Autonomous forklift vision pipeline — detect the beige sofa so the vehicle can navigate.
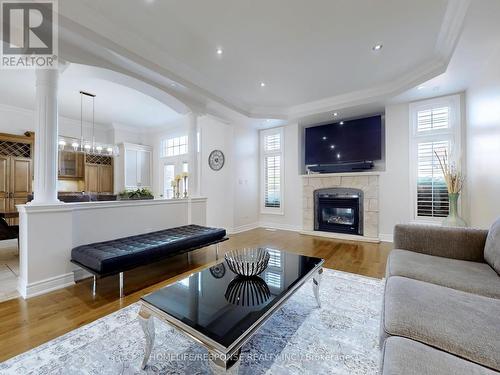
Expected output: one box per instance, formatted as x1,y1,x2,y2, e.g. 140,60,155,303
380,219,500,374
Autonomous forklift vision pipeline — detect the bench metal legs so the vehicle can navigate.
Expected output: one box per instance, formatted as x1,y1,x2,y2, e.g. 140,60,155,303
119,272,124,298
90,273,124,298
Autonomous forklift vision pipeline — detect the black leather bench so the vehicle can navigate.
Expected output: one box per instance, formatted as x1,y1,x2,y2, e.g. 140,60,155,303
71,224,227,297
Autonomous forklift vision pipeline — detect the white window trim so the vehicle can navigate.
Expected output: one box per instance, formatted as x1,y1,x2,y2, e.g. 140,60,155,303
260,127,284,215
409,94,462,223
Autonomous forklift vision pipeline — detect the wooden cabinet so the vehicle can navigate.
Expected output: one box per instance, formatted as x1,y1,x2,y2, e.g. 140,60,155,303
120,143,152,189
84,164,99,193
84,155,114,194
0,132,34,225
0,155,32,225
59,151,84,179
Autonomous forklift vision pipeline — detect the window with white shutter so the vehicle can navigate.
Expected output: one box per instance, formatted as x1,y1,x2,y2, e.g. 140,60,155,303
410,95,461,221
261,128,284,214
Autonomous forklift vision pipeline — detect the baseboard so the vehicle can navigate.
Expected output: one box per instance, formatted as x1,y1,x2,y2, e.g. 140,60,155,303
299,230,380,243
228,222,260,234
378,233,394,243
17,272,75,299
259,222,302,232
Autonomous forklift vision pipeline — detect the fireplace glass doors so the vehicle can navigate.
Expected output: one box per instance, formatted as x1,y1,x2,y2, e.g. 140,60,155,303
314,188,363,235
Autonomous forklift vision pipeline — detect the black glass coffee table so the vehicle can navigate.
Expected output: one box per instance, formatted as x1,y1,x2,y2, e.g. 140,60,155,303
138,249,324,372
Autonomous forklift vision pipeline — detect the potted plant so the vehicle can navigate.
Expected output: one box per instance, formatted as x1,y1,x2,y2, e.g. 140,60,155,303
118,188,154,200
435,150,466,227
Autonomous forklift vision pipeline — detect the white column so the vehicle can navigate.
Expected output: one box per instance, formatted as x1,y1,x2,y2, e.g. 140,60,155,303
31,69,60,204
188,112,200,197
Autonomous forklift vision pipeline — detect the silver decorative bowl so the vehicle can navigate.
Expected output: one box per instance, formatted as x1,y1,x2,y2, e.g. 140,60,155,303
224,248,270,277
225,276,271,306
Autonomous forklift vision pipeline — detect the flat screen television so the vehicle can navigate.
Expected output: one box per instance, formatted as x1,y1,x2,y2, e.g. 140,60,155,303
305,115,382,166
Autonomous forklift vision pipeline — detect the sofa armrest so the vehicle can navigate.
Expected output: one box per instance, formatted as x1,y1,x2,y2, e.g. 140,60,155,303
393,224,488,262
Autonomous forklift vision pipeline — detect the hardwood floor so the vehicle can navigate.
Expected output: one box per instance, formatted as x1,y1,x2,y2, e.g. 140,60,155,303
0,228,392,362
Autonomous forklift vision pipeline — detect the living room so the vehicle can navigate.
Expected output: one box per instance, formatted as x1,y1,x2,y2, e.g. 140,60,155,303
0,0,499,374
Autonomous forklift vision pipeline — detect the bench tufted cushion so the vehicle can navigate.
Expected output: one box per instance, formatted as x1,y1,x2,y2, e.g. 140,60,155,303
71,225,226,275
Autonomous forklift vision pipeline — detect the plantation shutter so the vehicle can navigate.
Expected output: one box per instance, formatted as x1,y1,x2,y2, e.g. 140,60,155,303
263,130,282,210
417,107,449,132
416,140,450,217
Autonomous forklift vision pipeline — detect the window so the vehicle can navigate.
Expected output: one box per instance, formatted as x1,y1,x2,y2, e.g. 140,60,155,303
163,164,175,198
410,95,461,221
161,135,188,157
260,128,284,214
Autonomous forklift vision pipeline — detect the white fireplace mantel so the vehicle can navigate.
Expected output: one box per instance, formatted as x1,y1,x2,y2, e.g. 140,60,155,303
301,171,382,178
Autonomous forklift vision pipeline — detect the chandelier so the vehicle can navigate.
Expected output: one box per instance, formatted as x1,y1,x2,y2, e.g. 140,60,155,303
58,91,117,156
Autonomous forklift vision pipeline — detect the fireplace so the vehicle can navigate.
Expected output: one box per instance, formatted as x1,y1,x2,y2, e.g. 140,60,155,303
314,188,363,235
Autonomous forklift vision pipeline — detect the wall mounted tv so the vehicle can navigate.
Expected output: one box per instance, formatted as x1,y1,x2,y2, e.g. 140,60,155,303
305,115,382,171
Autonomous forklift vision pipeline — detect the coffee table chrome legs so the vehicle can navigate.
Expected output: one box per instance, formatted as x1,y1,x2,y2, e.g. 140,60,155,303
138,308,155,370
313,268,323,308
209,348,241,374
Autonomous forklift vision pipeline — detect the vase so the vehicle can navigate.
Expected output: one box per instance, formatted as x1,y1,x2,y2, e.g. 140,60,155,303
442,193,467,227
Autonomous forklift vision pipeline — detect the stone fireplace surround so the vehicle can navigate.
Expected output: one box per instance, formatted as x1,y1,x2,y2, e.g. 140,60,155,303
301,172,379,242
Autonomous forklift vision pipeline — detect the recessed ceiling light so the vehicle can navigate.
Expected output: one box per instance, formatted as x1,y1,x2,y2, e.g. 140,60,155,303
372,44,383,51
322,136,327,140
339,121,344,125
260,82,266,88
330,144,335,149
216,47,223,55
337,153,341,159
417,85,425,90
333,112,338,117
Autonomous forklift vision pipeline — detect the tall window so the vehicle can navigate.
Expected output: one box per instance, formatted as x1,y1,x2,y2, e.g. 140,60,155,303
161,135,188,157
410,95,461,221
163,164,175,198
260,128,284,214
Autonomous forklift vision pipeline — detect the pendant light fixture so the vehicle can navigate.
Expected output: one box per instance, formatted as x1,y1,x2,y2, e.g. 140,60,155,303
79,90,96,153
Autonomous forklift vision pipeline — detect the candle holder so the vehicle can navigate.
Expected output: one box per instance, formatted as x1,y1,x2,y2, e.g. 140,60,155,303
183,175,188,198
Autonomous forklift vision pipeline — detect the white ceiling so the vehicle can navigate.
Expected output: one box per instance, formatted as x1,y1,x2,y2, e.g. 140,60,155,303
58,0,458,117
392,0,500,104
0,63,182,128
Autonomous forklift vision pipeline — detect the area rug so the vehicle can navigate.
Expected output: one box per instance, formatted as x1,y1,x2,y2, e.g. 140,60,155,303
1,269,384,374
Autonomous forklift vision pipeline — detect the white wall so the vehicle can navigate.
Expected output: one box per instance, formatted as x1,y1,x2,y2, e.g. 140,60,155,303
378,104,411,240
199,116,234,230
149,115,260,233
259,123,303,231
466,46,500,228
232,123,259,231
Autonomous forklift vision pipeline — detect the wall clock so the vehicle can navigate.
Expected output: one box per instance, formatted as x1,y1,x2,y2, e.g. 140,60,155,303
208,150,225,171
209,264,226,279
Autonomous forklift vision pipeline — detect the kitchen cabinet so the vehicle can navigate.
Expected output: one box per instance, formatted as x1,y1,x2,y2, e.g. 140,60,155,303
0,156,32,225
0,132,34,225
58,151,84,179
119,143,152,189
84,155,114,194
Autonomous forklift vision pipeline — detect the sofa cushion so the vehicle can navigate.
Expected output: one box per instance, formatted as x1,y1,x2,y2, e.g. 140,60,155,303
386,249,500,299
71,225,226,274
382,337,499,375
485,217,500,275
383,276,500,371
